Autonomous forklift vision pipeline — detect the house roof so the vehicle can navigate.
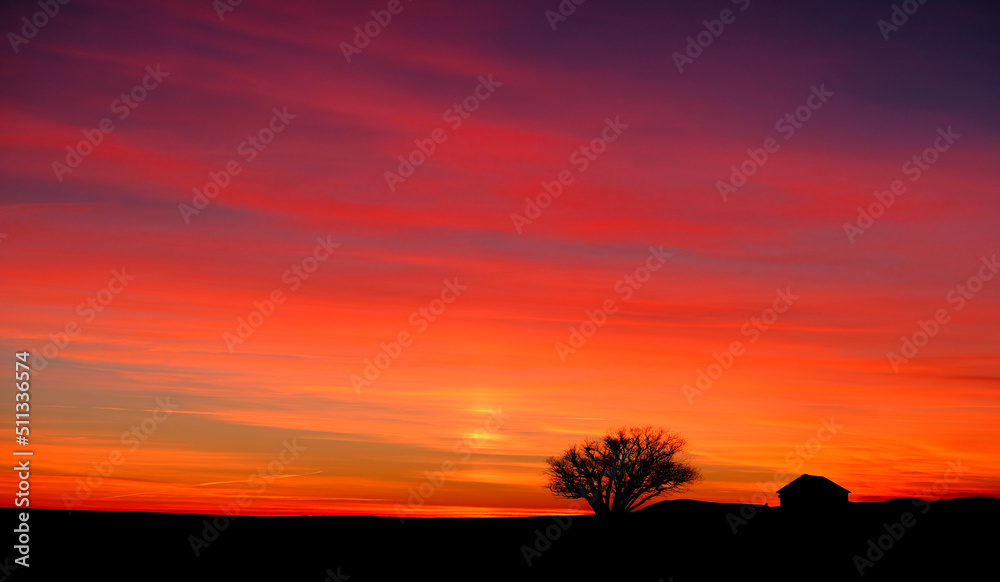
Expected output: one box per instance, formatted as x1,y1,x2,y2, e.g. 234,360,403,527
777,474,851,495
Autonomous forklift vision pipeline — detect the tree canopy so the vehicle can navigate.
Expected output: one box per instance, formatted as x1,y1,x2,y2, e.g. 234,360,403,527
544,425,701,516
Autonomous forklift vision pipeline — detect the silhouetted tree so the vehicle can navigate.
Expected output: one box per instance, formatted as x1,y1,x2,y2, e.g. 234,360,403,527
544,426,700,516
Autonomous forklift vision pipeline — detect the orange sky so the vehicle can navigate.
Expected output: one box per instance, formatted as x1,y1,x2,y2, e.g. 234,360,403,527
1,0,998,517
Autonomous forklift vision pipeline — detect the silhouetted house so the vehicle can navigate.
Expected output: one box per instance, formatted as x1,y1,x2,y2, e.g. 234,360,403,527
777,474,849,511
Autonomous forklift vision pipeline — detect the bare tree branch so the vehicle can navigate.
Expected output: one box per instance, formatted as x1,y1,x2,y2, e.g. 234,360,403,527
543,426,701,517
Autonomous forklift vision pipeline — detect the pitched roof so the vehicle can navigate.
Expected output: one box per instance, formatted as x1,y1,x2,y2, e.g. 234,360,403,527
777,474,851,495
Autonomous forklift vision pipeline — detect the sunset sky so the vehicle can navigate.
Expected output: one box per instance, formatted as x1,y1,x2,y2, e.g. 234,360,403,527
1,0,998,517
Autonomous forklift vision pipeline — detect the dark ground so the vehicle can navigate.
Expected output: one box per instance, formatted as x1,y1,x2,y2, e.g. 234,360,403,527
3,497,997,581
